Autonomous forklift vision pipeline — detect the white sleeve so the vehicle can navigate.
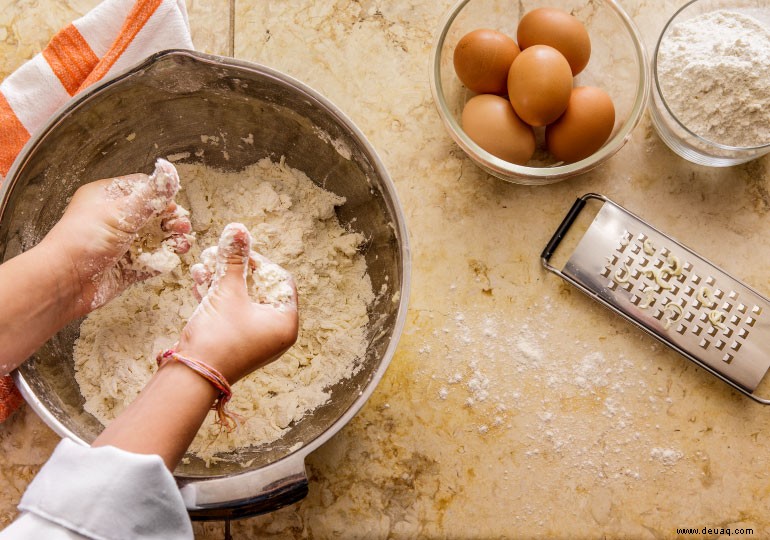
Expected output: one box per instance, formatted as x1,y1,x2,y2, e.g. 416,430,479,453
0,513,86,539
0,439,193,540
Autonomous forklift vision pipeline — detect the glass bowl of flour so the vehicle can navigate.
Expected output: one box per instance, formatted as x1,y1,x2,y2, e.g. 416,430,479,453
650,0,770,166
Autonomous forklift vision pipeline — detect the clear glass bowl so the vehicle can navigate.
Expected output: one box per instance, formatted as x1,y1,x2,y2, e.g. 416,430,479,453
430,0,650,185
650,0,770,167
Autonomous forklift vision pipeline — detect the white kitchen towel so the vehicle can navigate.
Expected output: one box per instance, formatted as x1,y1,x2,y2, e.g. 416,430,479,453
0,0,193,179
0,0,194,422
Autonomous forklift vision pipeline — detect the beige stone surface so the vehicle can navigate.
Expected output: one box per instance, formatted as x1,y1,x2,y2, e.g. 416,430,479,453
2,0,770,538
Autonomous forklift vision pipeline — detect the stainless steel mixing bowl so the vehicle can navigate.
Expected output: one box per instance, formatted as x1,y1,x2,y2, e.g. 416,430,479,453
1,50,410,520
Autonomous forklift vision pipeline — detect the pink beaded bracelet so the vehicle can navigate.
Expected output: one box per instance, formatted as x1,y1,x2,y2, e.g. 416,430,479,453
156,349,239,431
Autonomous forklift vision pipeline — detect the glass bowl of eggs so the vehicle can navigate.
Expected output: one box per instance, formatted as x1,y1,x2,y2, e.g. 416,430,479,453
430,0,650,185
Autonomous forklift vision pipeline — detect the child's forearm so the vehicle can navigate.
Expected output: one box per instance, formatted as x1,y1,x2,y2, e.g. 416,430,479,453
0,240,80,375
92,361,218,470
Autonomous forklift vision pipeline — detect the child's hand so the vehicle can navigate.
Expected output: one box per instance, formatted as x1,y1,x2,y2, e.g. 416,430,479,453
42,159,192,316
176,223,299,383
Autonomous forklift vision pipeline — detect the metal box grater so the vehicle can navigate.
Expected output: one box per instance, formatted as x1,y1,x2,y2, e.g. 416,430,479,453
542,193,770,404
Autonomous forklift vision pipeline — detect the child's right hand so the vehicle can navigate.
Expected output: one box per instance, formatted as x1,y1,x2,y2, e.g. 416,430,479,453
175,223,299,384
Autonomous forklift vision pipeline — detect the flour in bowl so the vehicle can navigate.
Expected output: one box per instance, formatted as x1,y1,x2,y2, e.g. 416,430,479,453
657,10,770,147
74,157,374,464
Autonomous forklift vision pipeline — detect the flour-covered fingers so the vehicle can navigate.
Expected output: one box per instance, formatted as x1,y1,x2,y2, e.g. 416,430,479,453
110,159,180,233
165,233,193,255
191,246,217,301
160,202,192,235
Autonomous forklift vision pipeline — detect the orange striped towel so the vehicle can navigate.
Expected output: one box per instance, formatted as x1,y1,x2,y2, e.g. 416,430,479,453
0,0,193,422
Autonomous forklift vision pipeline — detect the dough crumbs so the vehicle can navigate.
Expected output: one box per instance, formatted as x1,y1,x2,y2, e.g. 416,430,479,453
74,157,374,465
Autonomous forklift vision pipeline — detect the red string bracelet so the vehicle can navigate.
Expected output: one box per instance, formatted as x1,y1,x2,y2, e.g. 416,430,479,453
156,349,239,432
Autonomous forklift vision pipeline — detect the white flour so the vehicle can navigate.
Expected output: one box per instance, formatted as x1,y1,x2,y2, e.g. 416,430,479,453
74,158,374,464
657,10,770,147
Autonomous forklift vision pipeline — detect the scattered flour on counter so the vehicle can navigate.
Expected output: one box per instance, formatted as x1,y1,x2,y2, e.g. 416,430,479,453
74,157,374,464
650,447,684,466
420,290,690,482
657,10,770,147
572,351,611,391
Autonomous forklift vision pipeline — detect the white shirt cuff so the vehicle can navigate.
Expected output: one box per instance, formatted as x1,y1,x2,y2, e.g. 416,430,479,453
17,439,193,540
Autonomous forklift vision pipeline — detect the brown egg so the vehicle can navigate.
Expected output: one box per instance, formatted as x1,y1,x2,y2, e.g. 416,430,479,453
453,29,521,94
461,94,535,165
507,45,572,127
546,86,615,163
517,8,591,75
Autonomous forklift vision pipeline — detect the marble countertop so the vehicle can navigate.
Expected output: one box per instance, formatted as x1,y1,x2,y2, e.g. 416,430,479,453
2,1,770,538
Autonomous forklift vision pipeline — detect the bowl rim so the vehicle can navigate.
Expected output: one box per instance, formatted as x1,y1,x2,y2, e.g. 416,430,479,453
429,0,651,184
7,49,412,515
652,0,770,152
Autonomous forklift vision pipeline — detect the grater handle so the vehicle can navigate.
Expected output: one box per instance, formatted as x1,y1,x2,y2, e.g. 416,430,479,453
541,194,606,267
541,197,585,264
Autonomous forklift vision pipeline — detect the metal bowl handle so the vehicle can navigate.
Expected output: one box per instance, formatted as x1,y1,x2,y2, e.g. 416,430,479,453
182,458,309,521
